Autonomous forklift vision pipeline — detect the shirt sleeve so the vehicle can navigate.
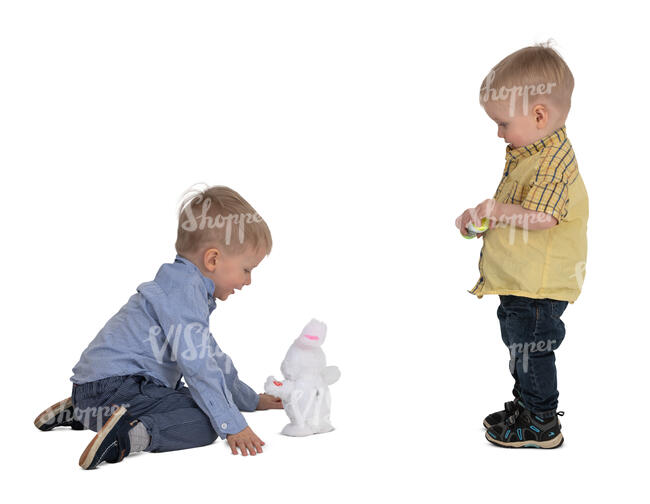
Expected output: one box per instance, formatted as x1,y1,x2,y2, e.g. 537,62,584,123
521,147,577,223
211,340,261,412
153,284,251,439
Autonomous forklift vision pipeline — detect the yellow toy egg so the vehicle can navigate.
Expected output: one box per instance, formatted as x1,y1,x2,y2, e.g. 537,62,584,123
463,218,490,238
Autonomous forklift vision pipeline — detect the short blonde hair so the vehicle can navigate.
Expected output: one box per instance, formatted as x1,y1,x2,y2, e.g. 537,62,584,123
175,184,272,257
479,42,574,116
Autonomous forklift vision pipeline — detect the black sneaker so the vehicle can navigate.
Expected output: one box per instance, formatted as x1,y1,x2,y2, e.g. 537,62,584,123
34,397,85,431
485,407,564,449
483,398,524,428
78,405,134,470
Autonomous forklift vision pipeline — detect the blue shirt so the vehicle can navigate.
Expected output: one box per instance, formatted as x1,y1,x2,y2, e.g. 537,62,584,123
71,255,259,439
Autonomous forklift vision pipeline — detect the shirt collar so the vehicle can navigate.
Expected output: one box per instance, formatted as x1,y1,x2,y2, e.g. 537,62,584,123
174,254,216,301
505,126,567,161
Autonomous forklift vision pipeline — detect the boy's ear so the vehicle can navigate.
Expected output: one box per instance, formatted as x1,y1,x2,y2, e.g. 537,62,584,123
533,104,549,129
203,248,222,272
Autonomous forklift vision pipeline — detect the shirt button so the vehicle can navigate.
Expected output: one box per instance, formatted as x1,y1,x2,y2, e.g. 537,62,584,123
221,422,228,429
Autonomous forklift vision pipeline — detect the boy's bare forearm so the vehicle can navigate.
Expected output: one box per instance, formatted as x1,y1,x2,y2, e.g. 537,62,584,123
490,201,557,230
457,199,558,234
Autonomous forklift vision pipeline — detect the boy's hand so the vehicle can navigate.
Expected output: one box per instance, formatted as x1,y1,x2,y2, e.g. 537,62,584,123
256,393,283,410
455,198,498,236
226,426,265,456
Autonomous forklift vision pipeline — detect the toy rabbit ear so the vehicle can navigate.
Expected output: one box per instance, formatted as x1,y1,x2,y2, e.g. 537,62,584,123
302,318,324,331
313,318,327,331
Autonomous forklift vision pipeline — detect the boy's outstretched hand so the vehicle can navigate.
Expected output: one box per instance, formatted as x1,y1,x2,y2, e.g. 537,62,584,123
257,393,283,410
227,426,265,456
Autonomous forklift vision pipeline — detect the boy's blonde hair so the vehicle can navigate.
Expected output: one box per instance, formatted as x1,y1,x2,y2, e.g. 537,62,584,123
479,42,574,116
175,184,272,257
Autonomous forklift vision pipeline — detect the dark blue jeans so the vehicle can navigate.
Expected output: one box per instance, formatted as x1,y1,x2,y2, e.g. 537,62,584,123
497,295,568,418
71,374,219,453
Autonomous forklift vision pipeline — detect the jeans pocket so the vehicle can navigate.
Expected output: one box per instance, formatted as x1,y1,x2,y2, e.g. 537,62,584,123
139,379,177,400
502,296,534,315
550,300,568,319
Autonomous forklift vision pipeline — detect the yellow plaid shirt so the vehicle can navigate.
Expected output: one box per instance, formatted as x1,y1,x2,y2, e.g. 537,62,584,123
469,126,589,303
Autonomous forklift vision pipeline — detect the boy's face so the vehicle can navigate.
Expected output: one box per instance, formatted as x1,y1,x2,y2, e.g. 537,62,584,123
483,99,547,149
204,246,267,301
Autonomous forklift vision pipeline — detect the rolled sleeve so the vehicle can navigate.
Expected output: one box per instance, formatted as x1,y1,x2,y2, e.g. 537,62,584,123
521,180,567,222
521,148,577,223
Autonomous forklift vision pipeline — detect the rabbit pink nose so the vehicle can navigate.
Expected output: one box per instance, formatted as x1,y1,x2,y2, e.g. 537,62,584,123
303,334,319,340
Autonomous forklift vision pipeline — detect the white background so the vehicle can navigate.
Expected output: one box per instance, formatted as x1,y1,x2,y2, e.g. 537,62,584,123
2,1,648,502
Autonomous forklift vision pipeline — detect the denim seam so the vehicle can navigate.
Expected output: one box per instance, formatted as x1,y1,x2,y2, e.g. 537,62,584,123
158,417,212,431
519,308,539,415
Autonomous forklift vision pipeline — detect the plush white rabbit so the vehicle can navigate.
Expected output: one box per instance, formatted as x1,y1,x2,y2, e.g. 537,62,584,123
265,318,340,436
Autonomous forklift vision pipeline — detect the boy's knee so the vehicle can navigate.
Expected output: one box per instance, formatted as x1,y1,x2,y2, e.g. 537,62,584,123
180,426,218,450
205,429,219,446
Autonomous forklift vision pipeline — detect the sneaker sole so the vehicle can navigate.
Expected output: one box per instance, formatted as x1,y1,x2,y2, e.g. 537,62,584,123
485,431,564,449
79,406,127,469
34,397,74,430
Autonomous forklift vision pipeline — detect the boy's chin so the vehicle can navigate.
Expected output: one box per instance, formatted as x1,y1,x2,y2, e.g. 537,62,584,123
216,290,234,301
